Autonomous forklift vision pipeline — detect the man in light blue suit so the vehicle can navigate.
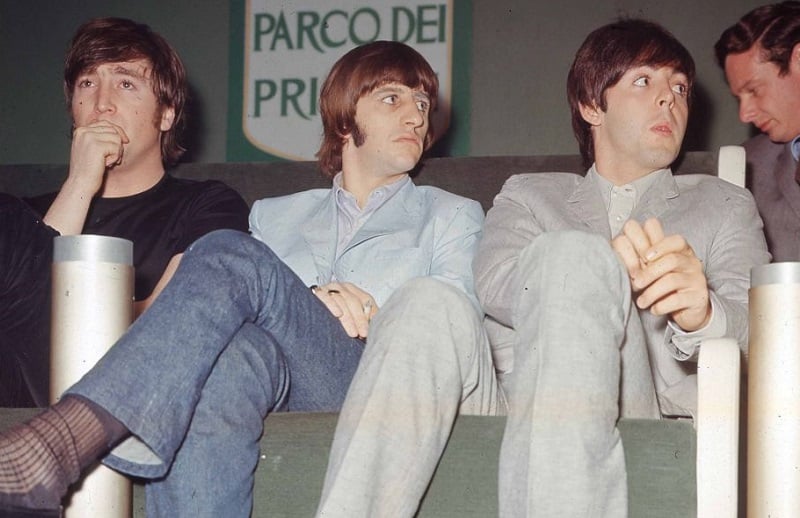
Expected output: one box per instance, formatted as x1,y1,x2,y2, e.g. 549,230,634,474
0,41,500,517
474,20,768,517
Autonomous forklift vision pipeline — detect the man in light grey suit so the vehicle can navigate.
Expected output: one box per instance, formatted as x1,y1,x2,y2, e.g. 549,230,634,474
716,1,800,261
0,41,499,517
474,19,769,517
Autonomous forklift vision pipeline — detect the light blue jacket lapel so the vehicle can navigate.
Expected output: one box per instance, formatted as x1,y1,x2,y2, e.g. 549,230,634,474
344,180,422,254
299,179,423,283
301,194,338,284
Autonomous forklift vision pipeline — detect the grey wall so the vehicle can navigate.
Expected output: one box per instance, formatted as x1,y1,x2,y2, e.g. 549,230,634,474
470,0,765,157
0,0,766,165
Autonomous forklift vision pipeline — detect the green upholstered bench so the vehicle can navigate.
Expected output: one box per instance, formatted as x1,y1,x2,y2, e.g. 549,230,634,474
0,410,696,517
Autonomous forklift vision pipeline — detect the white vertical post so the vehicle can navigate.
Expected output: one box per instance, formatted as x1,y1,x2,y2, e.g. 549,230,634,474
51,234,134,518
748,262,800,517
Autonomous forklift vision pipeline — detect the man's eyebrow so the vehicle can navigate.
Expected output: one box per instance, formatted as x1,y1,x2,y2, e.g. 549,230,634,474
110,65,149,80
372,85,402,96
412,91,431,102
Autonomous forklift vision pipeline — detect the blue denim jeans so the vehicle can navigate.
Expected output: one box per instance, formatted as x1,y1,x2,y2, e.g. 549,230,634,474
67,230,364,516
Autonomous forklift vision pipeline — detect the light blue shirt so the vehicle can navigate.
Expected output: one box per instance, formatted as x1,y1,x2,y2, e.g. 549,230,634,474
791,135,800,161
332,172,410,260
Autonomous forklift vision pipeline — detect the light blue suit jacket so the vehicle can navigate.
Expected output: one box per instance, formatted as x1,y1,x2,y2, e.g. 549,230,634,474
249,178,484,308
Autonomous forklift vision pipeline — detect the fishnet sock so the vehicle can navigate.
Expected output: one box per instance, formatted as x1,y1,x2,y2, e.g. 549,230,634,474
0,395,125,510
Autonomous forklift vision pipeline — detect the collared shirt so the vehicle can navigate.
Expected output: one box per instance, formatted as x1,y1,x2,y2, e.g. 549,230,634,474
791,135,800,162
590,164,724,356
591,166,666,237
332,172,409,260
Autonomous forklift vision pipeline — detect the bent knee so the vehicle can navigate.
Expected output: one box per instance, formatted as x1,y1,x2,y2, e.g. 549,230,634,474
391,277,474,312
521,231,623,279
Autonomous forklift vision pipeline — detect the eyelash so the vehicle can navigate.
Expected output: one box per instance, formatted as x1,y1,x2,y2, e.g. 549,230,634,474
634,76,688,96
382,95,429,112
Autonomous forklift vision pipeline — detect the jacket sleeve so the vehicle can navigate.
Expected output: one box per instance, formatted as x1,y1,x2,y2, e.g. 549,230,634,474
473,175,544,326
668,183,769,361
429,196,485,309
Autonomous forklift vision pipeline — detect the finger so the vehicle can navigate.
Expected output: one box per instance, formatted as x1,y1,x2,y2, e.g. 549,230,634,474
335,286,371,337
107,121,130,144
361,297,378,320
644,234,691,264
328,292,360,337
633,252,681,291
644,283,711,332
87,120,130,144
635,270,685,309
105,144,124,167
641,218,665,260
619,220,652,264
611,234,642,279
635,269,706,310
320,283,364,337
311,286,343,318
73,124,125,164
647,287,707,318
635,249,705,293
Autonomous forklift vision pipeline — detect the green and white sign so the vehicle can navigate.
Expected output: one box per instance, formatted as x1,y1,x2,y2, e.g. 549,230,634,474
227,0,471,161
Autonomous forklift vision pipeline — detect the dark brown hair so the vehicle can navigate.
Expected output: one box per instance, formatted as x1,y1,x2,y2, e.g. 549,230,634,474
64,17,188,165
316,40,439,177
567,19,695,165
715,1,800,75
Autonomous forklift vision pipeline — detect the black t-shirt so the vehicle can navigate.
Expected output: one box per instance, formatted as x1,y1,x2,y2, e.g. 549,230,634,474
25,174,249,300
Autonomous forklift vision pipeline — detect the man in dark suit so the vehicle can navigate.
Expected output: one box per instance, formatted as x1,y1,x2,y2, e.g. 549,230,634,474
716,1,800,261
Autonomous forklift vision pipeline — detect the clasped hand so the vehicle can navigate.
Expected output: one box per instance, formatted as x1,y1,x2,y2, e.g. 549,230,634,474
69,120,129,192
611,218,711,332
312,282,378,339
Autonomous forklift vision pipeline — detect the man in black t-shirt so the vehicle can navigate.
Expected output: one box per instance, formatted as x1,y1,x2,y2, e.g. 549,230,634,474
0,18,248,407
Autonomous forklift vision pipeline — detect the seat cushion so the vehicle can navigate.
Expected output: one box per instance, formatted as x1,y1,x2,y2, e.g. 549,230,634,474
0,410,695,517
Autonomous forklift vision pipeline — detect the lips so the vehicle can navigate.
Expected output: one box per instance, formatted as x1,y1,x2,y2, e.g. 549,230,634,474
395,134,422,147
755,120,773,134
651,122,673,135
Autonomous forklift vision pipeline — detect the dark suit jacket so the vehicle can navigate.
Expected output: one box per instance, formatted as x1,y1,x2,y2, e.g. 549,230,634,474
745,134,800,262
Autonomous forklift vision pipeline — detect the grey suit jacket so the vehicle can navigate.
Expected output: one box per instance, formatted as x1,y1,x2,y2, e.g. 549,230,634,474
474,168,769,415
745,134,800,261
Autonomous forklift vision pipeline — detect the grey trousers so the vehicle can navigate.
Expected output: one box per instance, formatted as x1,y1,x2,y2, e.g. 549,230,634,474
499,231,660,517
316,277,503,517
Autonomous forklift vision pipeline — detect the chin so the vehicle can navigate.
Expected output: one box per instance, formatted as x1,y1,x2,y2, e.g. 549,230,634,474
646,150,679,171
395,155,421,173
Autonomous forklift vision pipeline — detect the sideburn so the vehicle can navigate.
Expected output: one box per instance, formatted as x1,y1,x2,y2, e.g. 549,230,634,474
351,123,367,147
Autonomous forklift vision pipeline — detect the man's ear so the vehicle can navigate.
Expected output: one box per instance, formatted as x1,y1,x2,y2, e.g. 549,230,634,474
579,102,603,126
159,106,176,132
791,42,800,72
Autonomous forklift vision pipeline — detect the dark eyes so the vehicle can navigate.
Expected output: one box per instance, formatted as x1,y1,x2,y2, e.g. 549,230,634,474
633,76,688,96
381,95,429,112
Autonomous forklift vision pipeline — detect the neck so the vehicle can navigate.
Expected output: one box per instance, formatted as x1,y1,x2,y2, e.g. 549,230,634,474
340,171,407,208
593,160,662,187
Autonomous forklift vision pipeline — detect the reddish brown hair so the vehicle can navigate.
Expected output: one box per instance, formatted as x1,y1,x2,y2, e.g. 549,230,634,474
316,41,439,177
64,17,188,165
567,19,695,166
